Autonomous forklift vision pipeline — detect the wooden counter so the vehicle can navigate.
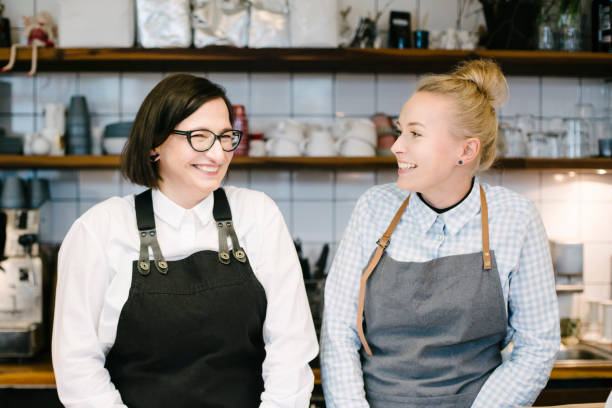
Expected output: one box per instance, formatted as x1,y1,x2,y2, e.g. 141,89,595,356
0,356,55,387
1,359,610,388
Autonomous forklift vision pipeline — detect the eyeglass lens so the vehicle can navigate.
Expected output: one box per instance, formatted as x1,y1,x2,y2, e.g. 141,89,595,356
190,130,241,151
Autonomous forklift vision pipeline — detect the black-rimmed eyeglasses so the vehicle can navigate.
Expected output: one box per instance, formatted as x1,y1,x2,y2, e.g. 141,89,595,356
171,129,243,152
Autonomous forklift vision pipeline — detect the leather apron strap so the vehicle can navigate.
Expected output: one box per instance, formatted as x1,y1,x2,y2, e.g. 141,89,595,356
357,185,491,356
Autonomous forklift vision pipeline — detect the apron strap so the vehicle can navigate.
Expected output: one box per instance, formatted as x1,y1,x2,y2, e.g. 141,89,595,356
480,186,492,270
213,188,247,265
134,189,168,275
356,186,492,355
357,193,411,356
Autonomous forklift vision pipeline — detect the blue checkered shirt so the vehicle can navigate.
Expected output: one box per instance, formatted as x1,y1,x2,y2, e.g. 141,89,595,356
321,177,560,408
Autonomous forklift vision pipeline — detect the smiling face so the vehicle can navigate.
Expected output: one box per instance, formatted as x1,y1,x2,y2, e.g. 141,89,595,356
153,98,233,209
391,91,478,207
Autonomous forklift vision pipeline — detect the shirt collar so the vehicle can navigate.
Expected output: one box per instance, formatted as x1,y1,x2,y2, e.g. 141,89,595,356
151,189,214,229
407,177,482,236
442,177,482,236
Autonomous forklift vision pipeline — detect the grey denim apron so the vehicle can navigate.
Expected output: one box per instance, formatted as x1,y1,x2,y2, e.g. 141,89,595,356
356,186,507,408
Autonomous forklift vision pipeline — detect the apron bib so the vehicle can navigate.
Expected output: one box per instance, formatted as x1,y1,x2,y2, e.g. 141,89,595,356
105,188,267,408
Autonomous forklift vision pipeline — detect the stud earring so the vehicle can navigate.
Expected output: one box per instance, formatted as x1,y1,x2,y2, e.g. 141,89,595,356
458,160,463,165
150,153,159,162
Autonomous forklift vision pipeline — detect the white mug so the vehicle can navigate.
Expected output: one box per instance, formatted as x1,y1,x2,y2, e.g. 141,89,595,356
43,103,66,135
266,137,302,156
269,119,305,143
301,125,336,157
335,137,376,157
248,139,266,157
335,119,377,146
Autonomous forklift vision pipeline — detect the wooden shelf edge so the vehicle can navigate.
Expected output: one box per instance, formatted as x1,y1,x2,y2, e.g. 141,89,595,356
0,47,610,76
2,155,612,170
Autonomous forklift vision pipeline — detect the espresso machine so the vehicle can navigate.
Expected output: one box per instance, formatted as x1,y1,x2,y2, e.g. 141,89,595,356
0,177,48,358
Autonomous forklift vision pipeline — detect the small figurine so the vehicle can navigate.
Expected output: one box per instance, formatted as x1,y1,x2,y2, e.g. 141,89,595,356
24,11,57,47
2,11,57,77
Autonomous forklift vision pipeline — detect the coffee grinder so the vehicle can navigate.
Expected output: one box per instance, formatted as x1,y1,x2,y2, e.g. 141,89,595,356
0,177,49,358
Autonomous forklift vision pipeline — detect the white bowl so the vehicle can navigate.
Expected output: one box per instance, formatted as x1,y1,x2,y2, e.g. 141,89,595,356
103,137,128,155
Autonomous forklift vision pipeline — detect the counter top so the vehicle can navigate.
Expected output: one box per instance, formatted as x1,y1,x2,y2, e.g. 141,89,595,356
0,360,610,388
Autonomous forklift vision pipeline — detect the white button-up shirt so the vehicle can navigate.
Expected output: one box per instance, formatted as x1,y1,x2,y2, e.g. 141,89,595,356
53,186,319,408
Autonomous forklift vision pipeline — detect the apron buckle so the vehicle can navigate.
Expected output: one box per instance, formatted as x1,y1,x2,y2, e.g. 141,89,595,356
376,238,390,249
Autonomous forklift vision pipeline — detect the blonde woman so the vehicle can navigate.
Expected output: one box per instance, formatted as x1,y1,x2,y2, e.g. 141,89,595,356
321,59,560,408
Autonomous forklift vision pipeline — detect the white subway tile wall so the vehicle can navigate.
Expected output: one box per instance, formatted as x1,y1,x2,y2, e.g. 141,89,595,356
1,0,611,312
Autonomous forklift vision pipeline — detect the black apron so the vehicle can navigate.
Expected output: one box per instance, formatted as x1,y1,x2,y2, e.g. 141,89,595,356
105,188,267,408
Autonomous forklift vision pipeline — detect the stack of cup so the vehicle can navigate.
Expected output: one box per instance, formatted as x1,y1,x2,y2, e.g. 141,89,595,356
65,96,91,155
266,119,304,156
334,119,377,157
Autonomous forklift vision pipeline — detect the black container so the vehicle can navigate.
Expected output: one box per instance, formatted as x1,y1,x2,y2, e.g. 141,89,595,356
592,0,612,52
65,96,91,155
479,0,540,49
413,30,429,49
0,4,10,47
388,11,412,49
599,138,612,157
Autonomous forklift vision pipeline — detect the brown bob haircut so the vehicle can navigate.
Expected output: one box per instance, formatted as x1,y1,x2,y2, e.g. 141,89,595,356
121,73,233,188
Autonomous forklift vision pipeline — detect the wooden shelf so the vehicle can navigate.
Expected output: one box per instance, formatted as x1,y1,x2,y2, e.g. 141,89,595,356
0,47,611,76
556,284,585,293
1,155,612,171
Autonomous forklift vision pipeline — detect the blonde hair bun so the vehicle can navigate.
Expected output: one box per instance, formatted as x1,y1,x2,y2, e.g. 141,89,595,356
416,58,509,171
452,59,509,109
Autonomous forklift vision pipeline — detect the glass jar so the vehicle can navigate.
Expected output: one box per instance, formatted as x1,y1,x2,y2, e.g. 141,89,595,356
559,12,581,51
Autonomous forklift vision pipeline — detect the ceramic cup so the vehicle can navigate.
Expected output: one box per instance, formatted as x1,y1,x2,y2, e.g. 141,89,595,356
0,176,28,209
301,125,336,157
335,137,376,157
371,113,396,156
266,137,302,156
248,139,266,157
336,119,377,146
28,178,50,209
269,119,305,143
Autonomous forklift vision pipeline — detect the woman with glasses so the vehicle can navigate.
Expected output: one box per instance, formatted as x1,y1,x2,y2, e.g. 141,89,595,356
52,74,318,408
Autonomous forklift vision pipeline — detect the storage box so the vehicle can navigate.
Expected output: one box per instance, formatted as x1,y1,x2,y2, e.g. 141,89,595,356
58,0,135,48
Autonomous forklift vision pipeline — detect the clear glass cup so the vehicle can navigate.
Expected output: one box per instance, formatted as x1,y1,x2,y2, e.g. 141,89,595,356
515,114,536,135
538,23,556,50
558,12,581,52
562,118,591,158
575,103,597,155
500,122,528,157
527,131,557,157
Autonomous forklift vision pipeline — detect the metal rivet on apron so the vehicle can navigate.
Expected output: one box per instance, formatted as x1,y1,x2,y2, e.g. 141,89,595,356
158,261,167,269
141,232,146,237
149,231,155,236
140,261,149,270
235,250,245,259
220,252,230,260
217,222,223,228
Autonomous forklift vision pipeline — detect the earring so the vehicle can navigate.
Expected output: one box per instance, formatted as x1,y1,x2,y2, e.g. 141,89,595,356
458,160,463,165
150,153,159,162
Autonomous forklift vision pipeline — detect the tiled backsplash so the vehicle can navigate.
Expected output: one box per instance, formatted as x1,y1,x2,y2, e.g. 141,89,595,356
1,0,611,320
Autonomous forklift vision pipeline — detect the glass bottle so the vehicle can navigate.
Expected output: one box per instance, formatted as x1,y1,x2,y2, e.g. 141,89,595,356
592,0,612,52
